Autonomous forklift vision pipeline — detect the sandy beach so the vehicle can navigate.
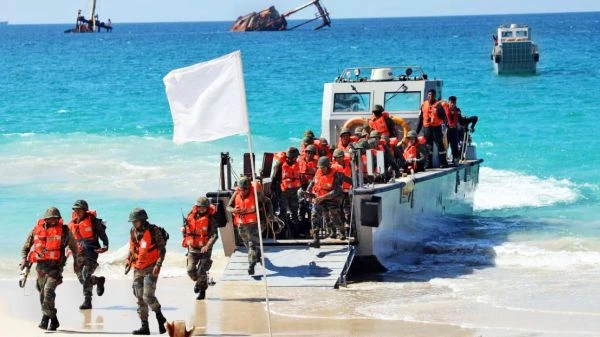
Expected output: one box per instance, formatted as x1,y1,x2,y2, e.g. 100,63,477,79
0,255,476,337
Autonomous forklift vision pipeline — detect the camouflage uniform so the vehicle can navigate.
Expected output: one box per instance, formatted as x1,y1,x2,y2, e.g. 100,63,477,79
307,160,344,246
130,224,166,321
237,224,261,265
70,210,109,302
185,205,218,293
21,209,78,326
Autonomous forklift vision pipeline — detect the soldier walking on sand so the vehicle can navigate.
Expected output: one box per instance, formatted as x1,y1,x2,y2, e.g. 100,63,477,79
126,208,168,335
21,207,79,331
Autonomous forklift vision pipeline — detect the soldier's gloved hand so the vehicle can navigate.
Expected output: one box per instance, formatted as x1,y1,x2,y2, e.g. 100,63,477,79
95,246,108,254
470,128,475,133
200,246,209,254
152,265,161,277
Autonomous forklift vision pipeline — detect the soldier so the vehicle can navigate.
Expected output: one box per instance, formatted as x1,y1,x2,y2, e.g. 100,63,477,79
337,127,352,151
227,177,272,275
67,200,109,310
182,197,218,300
21,207,79,331
127,208,168,335
271,147,301,238
307,157,344,248
332,149,353,237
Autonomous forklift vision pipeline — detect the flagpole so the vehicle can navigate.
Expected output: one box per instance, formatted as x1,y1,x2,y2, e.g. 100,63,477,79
236,51,273,337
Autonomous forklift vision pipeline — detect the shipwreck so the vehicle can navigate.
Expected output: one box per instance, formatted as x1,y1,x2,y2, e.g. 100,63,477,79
231,0,331,32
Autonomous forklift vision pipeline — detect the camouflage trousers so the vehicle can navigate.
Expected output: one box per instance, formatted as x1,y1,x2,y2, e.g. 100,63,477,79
340,192,352,226
132,265,161,321
35,266,62,317
186,250,212,291
74,248,100,298
311,203,343,235
237,224,261,265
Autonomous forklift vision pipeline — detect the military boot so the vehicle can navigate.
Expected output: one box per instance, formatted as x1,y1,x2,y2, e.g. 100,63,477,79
38,315,50,330
308,231,320,248
48,315,60,331
193,281,201,294
132,320,150,335
79,296,92,310
156,310,167,334
196,289,206,301
248,262,256,275
96,276,106,296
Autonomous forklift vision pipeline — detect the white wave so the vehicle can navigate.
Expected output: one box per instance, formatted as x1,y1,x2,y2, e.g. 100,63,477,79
2,132,35,137
494,241,600,270
474,167,580,211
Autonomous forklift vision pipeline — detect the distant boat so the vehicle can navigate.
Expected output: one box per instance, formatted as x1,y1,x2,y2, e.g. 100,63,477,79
64,0,112,33
491,24,539,74
0,21,8,25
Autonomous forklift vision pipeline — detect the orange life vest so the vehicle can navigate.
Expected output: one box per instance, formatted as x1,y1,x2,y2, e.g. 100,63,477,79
273,151,287,164
299,156,318,184
332,156,352,191
233,185,258,226
130,228,160,270
68,210,97,241
369,112,391,136
281,160,301,191
444,104,460,128
312,169,336,197
183,205,215,248
29,219,65,263
403,144,418,171
421,100,443,127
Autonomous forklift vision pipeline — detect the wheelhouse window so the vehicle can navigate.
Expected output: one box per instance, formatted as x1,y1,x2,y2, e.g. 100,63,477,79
501,31,514,38
333,93,370,112
384,92,421,112
516,30,528,38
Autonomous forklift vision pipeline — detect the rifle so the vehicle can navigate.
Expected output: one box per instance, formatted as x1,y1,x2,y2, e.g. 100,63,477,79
124,254,134,275
18,260,32,288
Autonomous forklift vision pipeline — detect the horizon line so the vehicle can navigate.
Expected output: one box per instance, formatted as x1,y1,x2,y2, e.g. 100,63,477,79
3,9,599,26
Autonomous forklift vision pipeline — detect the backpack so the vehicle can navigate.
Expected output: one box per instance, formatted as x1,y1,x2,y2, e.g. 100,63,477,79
150,224,170,244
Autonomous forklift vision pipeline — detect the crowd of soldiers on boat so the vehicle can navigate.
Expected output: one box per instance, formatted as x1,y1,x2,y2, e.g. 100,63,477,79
18,90,477,334
75,9,112,32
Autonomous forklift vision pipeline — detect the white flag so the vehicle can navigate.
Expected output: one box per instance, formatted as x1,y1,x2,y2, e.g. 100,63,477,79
163,51,249,144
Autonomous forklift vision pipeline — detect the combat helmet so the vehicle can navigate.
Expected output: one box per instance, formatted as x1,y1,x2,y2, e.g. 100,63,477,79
196,196,210,207
317,156,331,168
72,199,89,211
128,208,148,222
43,207,62,219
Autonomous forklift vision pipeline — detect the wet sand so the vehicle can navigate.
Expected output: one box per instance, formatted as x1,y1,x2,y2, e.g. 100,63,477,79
0,256,475,337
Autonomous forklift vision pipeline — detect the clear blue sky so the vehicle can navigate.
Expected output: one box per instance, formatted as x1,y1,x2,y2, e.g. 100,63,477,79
1,0,599,24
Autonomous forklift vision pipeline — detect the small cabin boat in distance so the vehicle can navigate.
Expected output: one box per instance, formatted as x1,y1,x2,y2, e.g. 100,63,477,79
491,24,539,74
64,0,112,33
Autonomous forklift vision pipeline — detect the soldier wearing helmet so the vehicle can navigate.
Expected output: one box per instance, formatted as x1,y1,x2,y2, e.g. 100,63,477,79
182,196,219,300
67,199,109,310
227,176,273,275
297,144,319,236
337,127,352,151
271,147,302,238
306,156,344,247
127,208,168,335
21,207,79,331
332,149,353,237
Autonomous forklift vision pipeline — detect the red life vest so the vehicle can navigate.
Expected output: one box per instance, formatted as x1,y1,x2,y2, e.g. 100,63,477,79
68,210,97,241
444,104,460,128
403,144,418,171
421,100,443,127
281,160,301,191
332,156,352,191
183,205,216,248
129,228,159,270
299,156,318,184
29,219,64,263
369,112,391,136
233,185,258,226
312,169,336,197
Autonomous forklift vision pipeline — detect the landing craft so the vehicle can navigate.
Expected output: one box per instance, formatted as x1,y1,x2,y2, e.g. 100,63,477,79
491,24,539,74
231,0,331,32
209,66,483,288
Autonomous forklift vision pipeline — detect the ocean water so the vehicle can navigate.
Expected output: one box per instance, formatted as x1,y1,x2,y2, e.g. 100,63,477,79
1,12,600,334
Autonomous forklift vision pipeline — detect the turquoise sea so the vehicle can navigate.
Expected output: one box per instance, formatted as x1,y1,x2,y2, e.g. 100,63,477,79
1,14,600,329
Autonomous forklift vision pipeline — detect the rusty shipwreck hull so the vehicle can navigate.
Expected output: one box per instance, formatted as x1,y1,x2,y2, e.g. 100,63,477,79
231,0,331,32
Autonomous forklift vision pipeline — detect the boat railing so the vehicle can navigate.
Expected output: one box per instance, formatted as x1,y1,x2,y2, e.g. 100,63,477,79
335,66,427,83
